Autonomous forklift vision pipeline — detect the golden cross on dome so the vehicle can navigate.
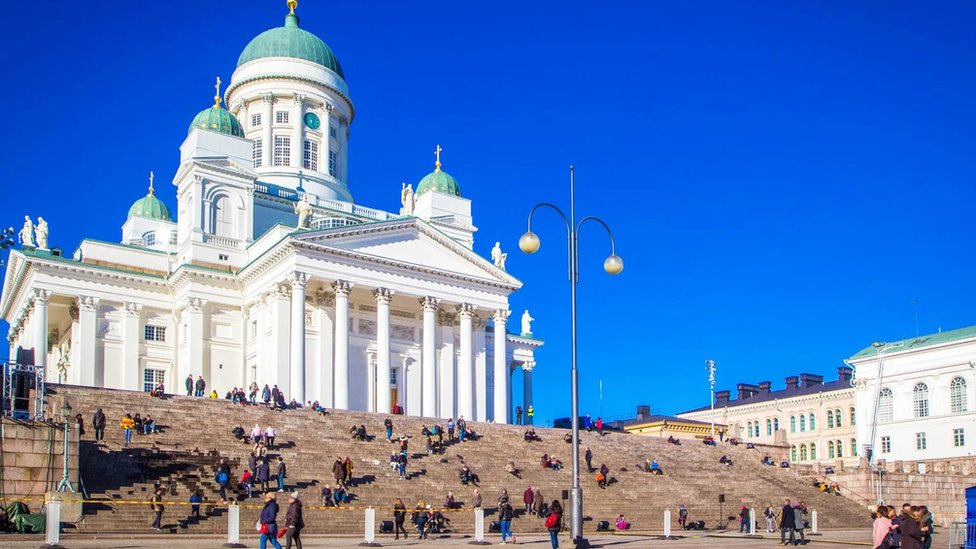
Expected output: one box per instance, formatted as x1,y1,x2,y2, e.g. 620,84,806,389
149,171,155,195
287,0,298,15
434,144,443,171
214,77,222,107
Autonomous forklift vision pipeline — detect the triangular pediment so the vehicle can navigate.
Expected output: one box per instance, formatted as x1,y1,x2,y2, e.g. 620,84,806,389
291,219,521,289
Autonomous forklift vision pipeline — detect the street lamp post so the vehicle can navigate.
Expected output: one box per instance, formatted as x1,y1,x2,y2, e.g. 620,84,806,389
867,341,900,504
705,360,716,438
55,400,75,493
519,166,623,549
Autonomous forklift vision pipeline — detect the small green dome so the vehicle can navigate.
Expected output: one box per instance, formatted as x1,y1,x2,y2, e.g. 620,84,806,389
188,105,244,138
237,12,345,79
417,167,462,197
128,188,172,222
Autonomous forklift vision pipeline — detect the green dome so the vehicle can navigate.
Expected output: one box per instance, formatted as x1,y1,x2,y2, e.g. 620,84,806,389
237,12,345,79
188,105,244,138
128,191,172,222
417,166,462,197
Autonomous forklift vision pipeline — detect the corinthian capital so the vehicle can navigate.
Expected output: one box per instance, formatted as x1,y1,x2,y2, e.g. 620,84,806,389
332,280,353,297
33,289,51,305
78,296,100,312
373,287,395,304
521,361,536,373
493,309,511,323
420,296,441,311
456,303,477,318
291,271,308,289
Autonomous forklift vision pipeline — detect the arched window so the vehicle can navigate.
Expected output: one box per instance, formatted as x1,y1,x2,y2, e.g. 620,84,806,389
810,443,817,460
800,444,808,461
914,383,930,418
809,413,816,430
851,438,858,457
834,408,842,427
791,445,797,462
211,195,234,237
850,407,856,426
766,419,773,436
774,418,779,432
827,410,834,429
878,388,893,422
828,441,835,458
950,377,968,413
746,421,753,438
835,439,843,458
799,415,806,432
790,415,796,433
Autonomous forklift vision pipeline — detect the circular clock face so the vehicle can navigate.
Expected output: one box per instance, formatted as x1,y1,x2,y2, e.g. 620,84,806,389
304,112,321,130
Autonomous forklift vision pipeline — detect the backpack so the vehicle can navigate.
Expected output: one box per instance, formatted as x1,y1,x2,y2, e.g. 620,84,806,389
216,470,229,484
545,513,559,529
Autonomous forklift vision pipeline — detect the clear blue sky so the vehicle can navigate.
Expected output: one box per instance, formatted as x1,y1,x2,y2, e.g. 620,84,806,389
2,1,975,424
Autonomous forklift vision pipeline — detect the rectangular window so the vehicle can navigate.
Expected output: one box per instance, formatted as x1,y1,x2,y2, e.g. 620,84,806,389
169,231,177,245
249,321,258,339
275,111,289,124
251,113,262,127
274,136,290,167
303,140,318,171
143,368,165,393
328,150,338,177
253,138,263,168
915,432,926,450
880,436,891,454
954,428,965,447
143,232,155,246
329,126,337,139
144,325,166,342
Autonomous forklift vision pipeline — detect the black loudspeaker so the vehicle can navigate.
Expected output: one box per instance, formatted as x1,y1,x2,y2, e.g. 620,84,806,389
489,521,501,533
379,521,393,533
596,521,610,531
718,494,725,503
561,490,569,500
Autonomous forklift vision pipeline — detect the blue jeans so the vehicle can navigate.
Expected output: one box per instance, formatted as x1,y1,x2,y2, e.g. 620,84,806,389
277,474,285,491
500,520,512,541
459,429,467,442
398,463,406,478
386,428,393,439
124,428,132,444
781,526,795,545
260,524,283,549
549,529,559,548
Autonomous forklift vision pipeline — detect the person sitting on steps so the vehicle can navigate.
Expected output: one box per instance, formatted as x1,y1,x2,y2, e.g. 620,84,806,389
524,428,540,442
459,464,479,486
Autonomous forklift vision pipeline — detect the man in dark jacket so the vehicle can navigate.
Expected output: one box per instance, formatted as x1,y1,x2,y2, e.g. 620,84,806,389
585,447,594,472
257,459,271,493
185,375,193,396
277,457,287,492
194,376,205,397
780,498,795,545
523,485,535,514
92,408,106,442
150,488,164,531
284,492,304,549
894,504,924,549
332,458,344,486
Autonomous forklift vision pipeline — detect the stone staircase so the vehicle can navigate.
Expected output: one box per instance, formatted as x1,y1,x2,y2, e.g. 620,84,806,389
45,384,870,534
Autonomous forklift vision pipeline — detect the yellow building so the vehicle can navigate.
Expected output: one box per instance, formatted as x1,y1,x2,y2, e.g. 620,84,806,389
611,405,725,440
676,368,857,467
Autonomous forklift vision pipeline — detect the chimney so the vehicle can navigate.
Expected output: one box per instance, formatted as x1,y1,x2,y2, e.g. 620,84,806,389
636,405,651,419
799,373,824,388
736,383,759,400
837,366,853,382
758,381,772,394
785,376,799,390
715,390,730,405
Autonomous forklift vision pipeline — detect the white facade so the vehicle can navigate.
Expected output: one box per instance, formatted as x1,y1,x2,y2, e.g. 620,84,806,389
849,327,976,463
0,4,542,423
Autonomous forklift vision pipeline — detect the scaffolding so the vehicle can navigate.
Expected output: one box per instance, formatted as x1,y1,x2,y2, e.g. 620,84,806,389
1,361,46,420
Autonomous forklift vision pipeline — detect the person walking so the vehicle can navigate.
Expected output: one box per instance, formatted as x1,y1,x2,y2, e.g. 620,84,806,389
120,413,135,446
265,426,277,450
215,458,231,503
897,505,924,549
872,505,893,549
249,381,259,405
259,492,283,549
384,417,394,440
185,374,194,396
515,406,523,425
343,457,354,486
189,490,203,519
332,457,344,486
678,504,688,528
257,459,271,493
393,498,408,540
447,418,456,441
284,492,304,549
499,497,516,544
546,499,562,549
533,488,544,516
150,488,164,531
793,502,807,545
739,506,749,533
397,451,407,480
523,485,535,514
764,505,776,533
780,498,796,546
584,447,594,473
277,457,287,492
262,384,272,405
92,408,106,442
595,416,603,435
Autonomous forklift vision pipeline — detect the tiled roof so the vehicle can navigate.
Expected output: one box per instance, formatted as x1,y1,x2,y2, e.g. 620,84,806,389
848,324,976,360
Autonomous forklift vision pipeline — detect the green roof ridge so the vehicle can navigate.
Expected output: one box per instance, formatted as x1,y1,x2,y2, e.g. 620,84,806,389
848,324,976,359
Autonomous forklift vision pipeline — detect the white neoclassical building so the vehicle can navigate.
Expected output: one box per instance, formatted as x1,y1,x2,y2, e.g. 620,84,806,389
849,326,976,463
0,1,542,423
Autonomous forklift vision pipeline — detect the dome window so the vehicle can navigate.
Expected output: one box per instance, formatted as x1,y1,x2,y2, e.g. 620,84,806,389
143,232,156,247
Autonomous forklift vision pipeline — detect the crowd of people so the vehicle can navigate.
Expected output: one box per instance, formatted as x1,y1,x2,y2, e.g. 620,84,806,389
872,503,934,549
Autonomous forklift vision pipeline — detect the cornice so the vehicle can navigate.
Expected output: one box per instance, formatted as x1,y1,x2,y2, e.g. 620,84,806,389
174,157,256,188
224,74,355,122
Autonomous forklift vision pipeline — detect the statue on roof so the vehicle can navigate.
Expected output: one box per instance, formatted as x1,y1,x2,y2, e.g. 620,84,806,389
294,193,312,229
521,309,534,336
35,217,48,249
491,241,507,271
18,216,34,247
400,182,415,216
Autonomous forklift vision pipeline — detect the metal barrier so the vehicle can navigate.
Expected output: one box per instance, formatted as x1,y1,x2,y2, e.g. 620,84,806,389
948,521,976,549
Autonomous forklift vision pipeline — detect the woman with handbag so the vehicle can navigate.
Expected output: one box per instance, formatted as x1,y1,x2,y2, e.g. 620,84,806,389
258,492,283,549
545,500,563,549
284,492,304,549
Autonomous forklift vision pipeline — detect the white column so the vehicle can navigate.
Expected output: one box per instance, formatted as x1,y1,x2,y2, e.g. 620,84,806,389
32,290,50,369
438,309,457,419
77,296,99,386
121,302,143,391
457,303,476,420
261,94,273,167
523,361,535,425
474,320,487,421
333,280,352,410
315,289,336,407
492,310,510,424
289,272,308,403
291,94,306,168
374,288,395,415
421,296,440,417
